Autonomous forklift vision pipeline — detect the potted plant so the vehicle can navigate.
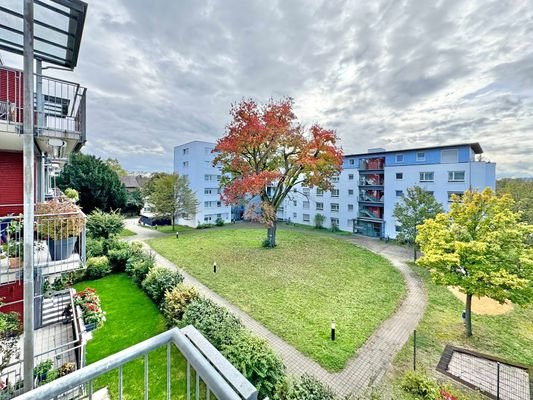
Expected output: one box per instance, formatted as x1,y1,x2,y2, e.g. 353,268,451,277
33,359,53,384
1,220,23,269
74,288,105,331
36,200,85,261
58,362,75,377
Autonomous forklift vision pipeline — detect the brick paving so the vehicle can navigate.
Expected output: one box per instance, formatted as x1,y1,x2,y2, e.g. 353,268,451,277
124,220,427,396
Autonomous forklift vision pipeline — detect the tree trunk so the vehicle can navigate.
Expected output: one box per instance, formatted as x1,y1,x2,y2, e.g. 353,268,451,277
172,215,175,231
465,293,473,337
413,245,417,261
267,222,277,248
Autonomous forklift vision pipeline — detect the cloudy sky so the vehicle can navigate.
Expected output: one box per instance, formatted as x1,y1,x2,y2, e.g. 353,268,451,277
3,0,533,176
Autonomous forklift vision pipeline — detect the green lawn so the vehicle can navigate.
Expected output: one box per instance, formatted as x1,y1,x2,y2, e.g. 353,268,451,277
148,225,406,371
119,228,136,237
74,274,198,399
139,224,194,234
393,263,533,376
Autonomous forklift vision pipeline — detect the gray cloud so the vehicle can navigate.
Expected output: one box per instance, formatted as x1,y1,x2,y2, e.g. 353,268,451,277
2,0,532,177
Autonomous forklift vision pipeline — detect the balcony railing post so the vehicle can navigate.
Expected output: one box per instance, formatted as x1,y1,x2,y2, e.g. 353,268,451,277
22,0,36,393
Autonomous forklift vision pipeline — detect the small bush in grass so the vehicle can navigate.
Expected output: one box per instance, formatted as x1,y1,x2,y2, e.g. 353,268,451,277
215,217,225,226
162,284,199,327
196,223,214,229
287,374,336,400
86,237,105,258
400,371,440,400
221,331,286,399
85,256,111,279
142,267,184,304
181,298,243,348
314,214,325,229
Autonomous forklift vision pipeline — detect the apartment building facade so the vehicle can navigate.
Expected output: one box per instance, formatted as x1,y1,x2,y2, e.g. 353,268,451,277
174,141,232,227
175,141,495,238
281,143,496,238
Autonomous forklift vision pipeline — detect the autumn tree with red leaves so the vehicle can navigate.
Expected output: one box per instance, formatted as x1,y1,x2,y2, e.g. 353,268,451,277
213,98,343,247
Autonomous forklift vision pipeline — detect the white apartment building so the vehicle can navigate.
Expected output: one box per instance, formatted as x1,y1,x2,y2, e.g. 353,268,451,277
174,141,496,238
174,141,232,227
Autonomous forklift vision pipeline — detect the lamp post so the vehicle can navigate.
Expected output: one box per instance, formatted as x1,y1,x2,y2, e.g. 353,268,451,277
331,320,336,341
213,260,217,273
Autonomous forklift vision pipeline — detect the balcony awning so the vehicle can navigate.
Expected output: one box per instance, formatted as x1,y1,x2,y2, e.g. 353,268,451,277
0,0,88,69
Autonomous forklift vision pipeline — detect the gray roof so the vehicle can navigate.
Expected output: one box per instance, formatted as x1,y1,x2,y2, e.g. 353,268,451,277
120,175,149,189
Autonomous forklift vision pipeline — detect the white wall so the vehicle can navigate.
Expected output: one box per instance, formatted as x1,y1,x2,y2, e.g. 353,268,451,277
173,141,231,227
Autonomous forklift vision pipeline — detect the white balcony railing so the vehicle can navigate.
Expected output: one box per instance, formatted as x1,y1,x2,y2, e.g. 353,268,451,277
0,65,86,141
13,326,258,400
0,200,86,286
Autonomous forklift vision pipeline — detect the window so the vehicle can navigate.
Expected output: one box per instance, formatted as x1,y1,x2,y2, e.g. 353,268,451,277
204,174,219,181
331,203,339,212
303,201,310,209
348,174,354,180
396,172,403,180
183,148,189,155
448,191,464,202
441,149,459,163
316,189,323,197
349,159,355,165
416,152,425,161
278,206,284,213
204,188,213,195
204,201,221,208
183,161,189,168
204,216,212,222
316,202,324,211
303,214,310,222
395,225,402,232
303,188,310,196
330,217,339,227
348,204,354,211
293,200,297,206
448,171,465,182
331,189,339,197
395,154,404,163
396,190,403,197
348,189,354,195
425,191,434,197
331,175,340,183
419,171,434,182
293,212,297,218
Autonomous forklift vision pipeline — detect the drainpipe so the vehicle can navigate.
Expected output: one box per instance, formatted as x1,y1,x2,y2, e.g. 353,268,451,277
23,0,35,393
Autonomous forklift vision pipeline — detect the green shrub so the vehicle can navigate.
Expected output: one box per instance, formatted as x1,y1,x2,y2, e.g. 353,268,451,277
86,237,105,258
181,298,243,348
162,284,199,327
128,257,155,286
222,332,286,399
314,214,325,229
142,267,184,304
288,374,336,400
85,256,111,279
87,209,124,239
215,217,225,227
51,275,67,291
196,223,214,229
108,241,145,272
400,371,440,400
64,188,79,202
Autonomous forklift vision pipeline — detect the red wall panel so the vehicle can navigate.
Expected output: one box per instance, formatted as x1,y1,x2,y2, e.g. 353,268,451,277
0,281,24,319
0,151,24,216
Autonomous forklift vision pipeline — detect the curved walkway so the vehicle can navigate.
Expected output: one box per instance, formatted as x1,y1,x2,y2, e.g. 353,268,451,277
124,220,427,396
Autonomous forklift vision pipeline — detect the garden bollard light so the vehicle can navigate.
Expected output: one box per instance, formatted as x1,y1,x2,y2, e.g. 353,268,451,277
175,231,179,239
213,260,217,273
331,320,336,341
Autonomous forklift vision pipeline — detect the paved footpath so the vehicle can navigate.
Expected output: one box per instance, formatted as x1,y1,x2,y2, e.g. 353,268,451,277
124,220,427,397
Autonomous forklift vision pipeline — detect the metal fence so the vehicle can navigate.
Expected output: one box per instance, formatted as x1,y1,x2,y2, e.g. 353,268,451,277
410,330,532,400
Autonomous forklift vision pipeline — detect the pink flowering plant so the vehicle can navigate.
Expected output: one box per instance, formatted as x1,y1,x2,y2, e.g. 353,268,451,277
74,288,106,328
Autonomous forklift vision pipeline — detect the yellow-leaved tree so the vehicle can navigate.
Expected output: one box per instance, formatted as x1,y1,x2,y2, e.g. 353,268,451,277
416,188,533,337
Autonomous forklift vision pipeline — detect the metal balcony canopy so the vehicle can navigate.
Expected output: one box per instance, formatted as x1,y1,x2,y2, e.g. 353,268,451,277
0,0,87,68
